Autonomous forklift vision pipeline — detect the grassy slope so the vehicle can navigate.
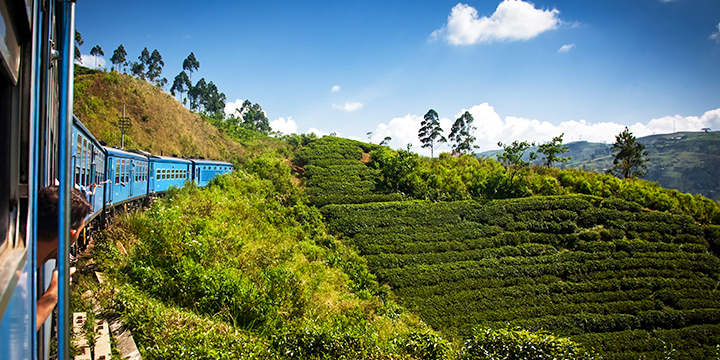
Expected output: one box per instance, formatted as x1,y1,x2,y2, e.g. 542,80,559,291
74,67,259,162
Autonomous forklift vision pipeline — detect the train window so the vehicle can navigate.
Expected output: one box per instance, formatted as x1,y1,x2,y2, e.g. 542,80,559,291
161,169,165,180
122,160,127,183
115,159,120,185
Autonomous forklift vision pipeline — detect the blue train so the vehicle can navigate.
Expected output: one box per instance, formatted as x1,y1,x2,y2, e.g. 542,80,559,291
0,1,233,358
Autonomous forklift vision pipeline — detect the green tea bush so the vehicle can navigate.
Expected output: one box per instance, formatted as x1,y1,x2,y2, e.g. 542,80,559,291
460,327,598,360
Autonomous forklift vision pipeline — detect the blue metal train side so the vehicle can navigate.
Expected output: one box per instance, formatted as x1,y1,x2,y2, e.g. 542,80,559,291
72,116,106,221
191,159,235,187
149,156,193,194
104,147,150,207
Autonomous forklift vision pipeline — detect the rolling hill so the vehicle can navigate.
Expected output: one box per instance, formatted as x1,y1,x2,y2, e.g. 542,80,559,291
478,131,720,201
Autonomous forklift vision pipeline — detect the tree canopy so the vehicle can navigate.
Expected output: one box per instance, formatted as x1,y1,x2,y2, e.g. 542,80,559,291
110,44,127,72
146,49,165,84
537,133,571,167
74,30,84,63
607,127,649,179
183,52,200,81
497,140,537,187
90,45,104,69
419,109,447,158
449,111,478,154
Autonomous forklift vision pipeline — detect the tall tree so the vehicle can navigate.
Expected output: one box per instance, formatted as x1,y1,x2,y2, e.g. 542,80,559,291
74,30,84,63
110,44,127,72
171,71,192,104
146,49,164,84
418,109,447,158
183,52,200,81
203,81,226,117
188,78,207,111
89,45,104,69
607,127,649,179
497,140,537,186
537,133,571,167
131,48,150,79
239,100,270,134
448,111,478,154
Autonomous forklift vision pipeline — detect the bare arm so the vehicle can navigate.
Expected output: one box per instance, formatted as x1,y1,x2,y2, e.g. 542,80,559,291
36,267,75,331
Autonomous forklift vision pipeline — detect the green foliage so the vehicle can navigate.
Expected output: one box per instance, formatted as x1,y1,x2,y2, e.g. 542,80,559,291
418,109,447,158
110,44,127,72
322,195,720,358
460,327,597,360
75,169,449,359
537,133,571,167
496,140,537,187
449,111,478,154
608,127,649,179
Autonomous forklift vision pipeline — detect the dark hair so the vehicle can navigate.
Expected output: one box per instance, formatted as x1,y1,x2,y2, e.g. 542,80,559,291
37,186,92,241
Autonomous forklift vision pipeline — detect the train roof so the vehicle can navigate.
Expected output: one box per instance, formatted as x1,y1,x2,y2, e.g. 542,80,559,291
151,155,193,164
103,146,151,160
191,159,234,166
73,115,102,146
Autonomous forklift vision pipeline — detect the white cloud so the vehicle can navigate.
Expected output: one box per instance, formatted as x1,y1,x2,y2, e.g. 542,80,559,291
710,22,720,43
224,99,245,116
431,1,561,45
77,54,106,68
269,116,298,135
558,43,575,52
331,85,341,92
332,102,364,111
370,103,720,156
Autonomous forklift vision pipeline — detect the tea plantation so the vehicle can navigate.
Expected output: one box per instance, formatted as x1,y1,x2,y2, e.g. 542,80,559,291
322,195,720,359
295,136,403,207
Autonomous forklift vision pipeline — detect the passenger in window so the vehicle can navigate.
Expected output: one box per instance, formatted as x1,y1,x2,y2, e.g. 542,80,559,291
35,186,92,330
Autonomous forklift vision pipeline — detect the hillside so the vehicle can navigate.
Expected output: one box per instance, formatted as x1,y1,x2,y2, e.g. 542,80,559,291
478,131,720,201
294,136,720,358
72,68,720,359
73,66,272,163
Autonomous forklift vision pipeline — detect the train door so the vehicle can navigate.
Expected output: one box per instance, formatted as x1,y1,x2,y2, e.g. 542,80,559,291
128,161,134,197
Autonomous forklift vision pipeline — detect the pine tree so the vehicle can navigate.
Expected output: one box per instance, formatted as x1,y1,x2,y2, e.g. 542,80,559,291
607,127,648,179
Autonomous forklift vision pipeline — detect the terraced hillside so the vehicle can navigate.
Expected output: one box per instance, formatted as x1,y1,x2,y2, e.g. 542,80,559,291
295,136,403,207
321,195,720,359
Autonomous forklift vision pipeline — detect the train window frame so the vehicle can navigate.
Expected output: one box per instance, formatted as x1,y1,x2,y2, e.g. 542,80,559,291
115,158,120,185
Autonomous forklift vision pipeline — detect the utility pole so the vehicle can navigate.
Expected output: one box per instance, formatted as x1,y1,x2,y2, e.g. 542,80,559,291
118,103,131,149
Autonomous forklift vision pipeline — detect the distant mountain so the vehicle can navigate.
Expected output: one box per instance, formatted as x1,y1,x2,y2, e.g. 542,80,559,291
477,131,720,201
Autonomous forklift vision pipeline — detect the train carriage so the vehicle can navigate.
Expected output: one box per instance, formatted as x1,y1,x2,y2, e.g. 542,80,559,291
72,116,106,221
192,159,234,187
104,147,149,206
149,155,193,194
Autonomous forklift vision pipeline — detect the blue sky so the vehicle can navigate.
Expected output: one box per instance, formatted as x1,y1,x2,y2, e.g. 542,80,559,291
77,0,720,154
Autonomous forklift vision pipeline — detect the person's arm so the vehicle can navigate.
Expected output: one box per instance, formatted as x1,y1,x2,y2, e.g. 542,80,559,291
36,269,58,330
36,267,75,331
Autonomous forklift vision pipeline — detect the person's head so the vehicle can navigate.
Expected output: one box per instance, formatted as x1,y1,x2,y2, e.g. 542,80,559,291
37,186,92,263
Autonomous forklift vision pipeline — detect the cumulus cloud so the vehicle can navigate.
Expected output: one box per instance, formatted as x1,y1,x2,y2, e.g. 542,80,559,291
558,44,575,52
370,103,720,156
711,22,720,43
77,54,106,68
332,102,364,111
430,1,561,45
270,116,298,135
331,85,341,92
224,99,245,116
